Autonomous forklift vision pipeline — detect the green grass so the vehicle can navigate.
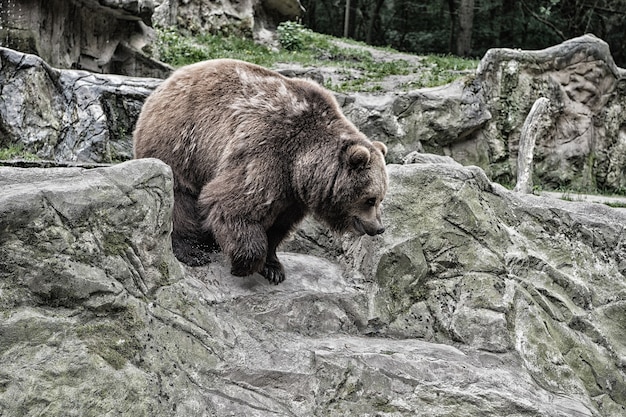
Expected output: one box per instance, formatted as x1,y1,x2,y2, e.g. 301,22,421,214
150,24,478,93
558,188,626,208
401,54,478,90
0,145,39,161
604,201,626,208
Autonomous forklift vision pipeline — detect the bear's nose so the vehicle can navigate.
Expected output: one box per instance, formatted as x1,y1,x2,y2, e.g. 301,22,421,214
376,227,385,235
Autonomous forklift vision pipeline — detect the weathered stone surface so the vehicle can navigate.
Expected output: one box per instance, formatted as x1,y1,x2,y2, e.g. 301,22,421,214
1,159,624,416
153,0,303,39
0,158,182,301
339,81,492,165
338,163,626,415
0,0,170,77
0,47,160,162
514,97,551,193
0,158,183,416
467,34,626,193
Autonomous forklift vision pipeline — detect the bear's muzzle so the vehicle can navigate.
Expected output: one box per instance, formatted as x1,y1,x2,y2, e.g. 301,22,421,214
353,217,385,236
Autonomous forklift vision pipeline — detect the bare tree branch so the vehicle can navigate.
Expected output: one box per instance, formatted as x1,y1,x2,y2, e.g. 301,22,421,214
520,0,568,41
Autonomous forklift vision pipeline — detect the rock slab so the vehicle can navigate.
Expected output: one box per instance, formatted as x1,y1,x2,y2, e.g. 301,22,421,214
0,47,160,162
1,159,625,416
0,0,170,77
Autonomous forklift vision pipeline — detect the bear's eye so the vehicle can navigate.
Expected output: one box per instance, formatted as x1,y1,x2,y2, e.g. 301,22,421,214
365,198,377,207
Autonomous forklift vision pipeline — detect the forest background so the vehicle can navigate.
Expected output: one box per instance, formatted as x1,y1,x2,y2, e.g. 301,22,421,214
301,0,626,66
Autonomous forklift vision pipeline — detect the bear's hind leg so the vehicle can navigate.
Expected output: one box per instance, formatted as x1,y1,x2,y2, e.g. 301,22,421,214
173,238,214,266
172,186,217,266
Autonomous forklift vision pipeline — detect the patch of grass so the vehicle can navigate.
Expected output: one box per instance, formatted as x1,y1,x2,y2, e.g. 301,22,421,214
152,25,476,93
277,21,311,51
604,201,626,208
153,27,274,67
0,145,40,161
401,54,478,89
556,187,626,208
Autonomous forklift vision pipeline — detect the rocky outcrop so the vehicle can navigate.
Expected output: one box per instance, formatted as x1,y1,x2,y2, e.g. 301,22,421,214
1,158,625,416
0,0,171,77
0,47,160,162
470,34,626,193
0,0,303,76
340,80,492,165
152,0,303,40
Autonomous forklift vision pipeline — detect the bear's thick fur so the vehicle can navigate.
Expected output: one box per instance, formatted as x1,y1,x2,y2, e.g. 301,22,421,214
134,59,388,284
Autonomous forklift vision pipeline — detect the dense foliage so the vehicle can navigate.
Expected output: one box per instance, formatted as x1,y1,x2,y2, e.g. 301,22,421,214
301,0,626,65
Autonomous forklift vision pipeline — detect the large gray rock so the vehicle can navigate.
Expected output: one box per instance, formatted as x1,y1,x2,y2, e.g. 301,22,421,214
340,80,491,165
469,34,626,193
1,159,624,416
0,0,170,77
0,47,160,162
341,163,626,416
153,0,303,39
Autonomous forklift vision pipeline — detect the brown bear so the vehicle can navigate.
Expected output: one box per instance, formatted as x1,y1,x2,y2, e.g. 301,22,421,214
133,59,387,284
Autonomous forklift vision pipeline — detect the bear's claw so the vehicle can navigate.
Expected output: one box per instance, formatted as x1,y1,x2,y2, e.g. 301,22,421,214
261,261,285,285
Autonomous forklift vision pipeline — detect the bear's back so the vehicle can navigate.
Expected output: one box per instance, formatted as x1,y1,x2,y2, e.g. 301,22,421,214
133,59,353,189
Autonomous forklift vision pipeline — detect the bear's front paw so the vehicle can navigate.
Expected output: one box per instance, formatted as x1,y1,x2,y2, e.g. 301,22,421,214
230,253,265,277
261,259,285,285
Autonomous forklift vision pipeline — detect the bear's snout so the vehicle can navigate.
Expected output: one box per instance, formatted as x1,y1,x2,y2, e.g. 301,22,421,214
354,217,385,236
366,225,385,236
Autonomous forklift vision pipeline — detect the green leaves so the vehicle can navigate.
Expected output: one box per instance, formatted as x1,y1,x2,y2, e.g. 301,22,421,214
277,21,312,51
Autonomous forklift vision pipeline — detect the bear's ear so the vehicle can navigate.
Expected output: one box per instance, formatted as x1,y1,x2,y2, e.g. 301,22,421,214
372,141,387,157
348,145,371,169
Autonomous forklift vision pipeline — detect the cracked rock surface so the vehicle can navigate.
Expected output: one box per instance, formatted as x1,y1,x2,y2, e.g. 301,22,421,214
0,0,169,77
1,159,624,416
0,47,160,163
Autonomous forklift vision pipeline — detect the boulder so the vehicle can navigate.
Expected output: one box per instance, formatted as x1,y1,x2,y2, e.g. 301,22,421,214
0,0,171,77
467,34,626,193
340,81,491,164
153,0,303,40
0,47,160,162
1,159,625,416
340,163,626,416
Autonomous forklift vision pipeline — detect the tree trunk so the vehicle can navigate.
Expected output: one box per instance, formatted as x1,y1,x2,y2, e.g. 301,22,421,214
455,0,474,56
303,0,316,32
366,0,385,44
344,0,351,38
448,0,456,53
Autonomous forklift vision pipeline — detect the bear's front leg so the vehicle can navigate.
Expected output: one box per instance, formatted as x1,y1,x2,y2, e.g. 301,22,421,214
261,214,302,284
225,221,268,277
229,223,268,277
262,252,285,285
206,212,268,277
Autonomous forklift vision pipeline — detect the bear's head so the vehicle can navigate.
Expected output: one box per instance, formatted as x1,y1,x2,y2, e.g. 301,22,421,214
308,140,388,237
